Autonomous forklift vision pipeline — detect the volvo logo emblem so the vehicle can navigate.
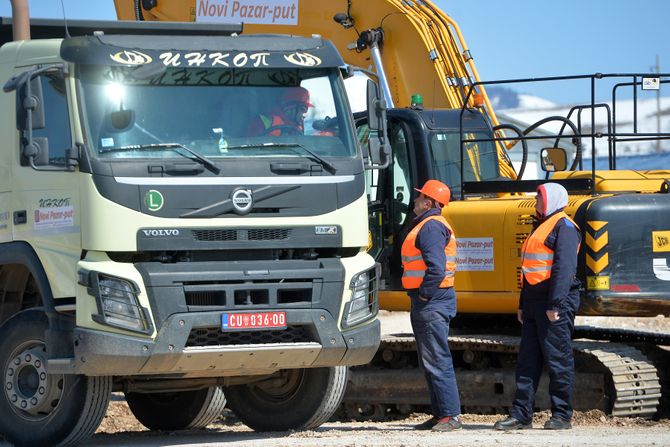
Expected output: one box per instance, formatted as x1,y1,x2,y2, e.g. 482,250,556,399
231,189,253,214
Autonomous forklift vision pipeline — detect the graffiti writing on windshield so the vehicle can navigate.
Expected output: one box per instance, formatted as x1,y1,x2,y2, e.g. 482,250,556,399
97,66,300,87
152,68,301,86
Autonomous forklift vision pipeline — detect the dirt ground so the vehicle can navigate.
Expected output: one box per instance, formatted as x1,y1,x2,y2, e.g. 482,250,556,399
86,313,670,446
90,403,670,446
3,312,667,446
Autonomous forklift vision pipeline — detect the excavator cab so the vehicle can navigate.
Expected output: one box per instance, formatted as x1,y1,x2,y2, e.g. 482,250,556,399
357,107,499,290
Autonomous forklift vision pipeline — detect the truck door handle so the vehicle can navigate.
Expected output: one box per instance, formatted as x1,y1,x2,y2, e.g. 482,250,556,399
14,210,26,225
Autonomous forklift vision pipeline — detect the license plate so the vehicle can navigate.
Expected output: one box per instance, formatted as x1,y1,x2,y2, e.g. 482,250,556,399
221,311,286,330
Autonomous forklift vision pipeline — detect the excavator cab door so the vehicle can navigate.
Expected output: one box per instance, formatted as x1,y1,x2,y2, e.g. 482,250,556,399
356,116,386,263
356,112,416,291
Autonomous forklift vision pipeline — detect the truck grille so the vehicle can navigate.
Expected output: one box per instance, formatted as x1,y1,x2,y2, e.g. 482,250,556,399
186,326,312,347
191,228,291,242
185,279,313,309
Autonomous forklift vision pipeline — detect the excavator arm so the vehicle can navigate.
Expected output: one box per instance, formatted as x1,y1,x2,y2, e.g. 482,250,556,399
114,0,517,179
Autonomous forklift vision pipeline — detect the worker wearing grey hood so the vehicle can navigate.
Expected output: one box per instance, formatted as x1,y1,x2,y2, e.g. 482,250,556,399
495,182,581,431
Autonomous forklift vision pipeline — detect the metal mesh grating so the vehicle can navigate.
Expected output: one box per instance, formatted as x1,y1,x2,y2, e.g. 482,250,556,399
186,326,312,347
190,228,291,242
186,290,226,306
192,229,238,241
248,229,291,240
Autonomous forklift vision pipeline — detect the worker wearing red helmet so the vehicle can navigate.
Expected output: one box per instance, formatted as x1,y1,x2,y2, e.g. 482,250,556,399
248,86,313,136
401,179,461,432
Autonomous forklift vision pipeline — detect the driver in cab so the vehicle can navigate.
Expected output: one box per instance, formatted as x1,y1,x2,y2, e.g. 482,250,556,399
248,86,312,136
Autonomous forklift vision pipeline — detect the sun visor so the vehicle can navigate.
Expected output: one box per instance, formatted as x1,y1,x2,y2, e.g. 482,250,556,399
60,34,344,69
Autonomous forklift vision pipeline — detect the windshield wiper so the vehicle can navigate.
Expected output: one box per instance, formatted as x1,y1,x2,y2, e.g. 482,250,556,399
226,143,337,174
105,143,220,175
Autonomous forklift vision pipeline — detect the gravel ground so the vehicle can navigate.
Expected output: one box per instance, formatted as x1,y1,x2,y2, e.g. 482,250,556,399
2,312,668,446
89,312,670,446
87,403,670,447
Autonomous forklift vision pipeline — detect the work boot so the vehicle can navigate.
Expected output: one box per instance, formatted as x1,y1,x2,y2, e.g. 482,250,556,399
413,416,438,430
544,417,572,430
493,416,532,431
432,416,462,431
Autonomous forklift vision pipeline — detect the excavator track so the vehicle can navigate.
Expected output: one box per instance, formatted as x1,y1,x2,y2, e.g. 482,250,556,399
573,341,661,417
342,331,665,420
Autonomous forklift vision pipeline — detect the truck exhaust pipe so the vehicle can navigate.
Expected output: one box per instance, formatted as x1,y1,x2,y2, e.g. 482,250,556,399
10,0,31,41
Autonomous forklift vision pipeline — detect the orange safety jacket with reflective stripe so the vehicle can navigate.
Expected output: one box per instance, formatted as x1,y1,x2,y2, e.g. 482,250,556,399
260,114,285,136
401,215,457,289
520,211,580,286
260,114,303,136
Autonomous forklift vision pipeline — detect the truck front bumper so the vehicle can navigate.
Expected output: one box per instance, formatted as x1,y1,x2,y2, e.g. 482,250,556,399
57,308,379,377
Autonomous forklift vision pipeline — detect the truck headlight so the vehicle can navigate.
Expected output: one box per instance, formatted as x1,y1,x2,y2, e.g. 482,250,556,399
342,264,380,328
82,272,152,334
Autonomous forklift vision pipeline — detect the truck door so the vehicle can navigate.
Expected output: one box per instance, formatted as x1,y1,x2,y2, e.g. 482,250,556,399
11,70,80,299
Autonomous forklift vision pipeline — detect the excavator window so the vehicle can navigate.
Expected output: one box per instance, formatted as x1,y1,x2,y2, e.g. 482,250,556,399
430,130,499,193
389,124,412,227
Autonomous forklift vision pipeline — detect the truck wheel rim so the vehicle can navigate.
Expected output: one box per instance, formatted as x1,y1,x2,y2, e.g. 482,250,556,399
4,340,64,419
252,369,304,402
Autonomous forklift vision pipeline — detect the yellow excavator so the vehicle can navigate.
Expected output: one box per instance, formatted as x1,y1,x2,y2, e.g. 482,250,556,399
116,0,670,418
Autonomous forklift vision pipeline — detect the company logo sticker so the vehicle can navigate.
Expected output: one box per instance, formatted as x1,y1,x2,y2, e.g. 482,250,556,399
34,207,74,229
146,190,164,212
110,50,153,65
652,231,670,252
284,52,322,67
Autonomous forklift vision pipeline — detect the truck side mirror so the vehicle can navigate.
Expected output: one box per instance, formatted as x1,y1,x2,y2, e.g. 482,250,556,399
21,137,49,167
367,79,384,131
16,76,45,131
366,79,391,169
540,147,568,172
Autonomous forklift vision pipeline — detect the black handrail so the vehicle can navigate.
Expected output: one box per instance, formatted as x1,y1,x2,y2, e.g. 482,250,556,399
460,72,670,199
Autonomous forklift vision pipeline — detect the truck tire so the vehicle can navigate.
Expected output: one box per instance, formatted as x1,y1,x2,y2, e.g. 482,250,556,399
125,386,226,430
224,366,348,431
0,309,112,447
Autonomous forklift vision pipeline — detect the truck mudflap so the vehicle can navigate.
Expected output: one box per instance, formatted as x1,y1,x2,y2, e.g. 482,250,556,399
580,192,670,316
50,309,379,376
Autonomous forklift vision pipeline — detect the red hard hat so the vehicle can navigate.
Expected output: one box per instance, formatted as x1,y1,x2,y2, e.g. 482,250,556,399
415,180,451,206
282,87,313,107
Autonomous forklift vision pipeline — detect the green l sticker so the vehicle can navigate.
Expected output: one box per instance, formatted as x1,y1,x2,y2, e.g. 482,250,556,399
146,190,164,212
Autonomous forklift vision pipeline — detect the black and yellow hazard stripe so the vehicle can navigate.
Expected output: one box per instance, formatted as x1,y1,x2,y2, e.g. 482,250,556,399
585,220,609,290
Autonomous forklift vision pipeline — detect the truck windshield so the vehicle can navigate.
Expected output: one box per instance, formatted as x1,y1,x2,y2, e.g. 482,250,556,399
430,131,500,190
77,65,356,161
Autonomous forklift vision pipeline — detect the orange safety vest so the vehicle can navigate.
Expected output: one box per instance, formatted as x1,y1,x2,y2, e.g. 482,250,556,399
260,114,303,136
260,114,285,136
401,215,457,289
520,211,580,286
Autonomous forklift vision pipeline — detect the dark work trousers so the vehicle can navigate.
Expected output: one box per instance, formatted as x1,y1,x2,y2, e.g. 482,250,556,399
510,292,579,423
409,287,460,418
